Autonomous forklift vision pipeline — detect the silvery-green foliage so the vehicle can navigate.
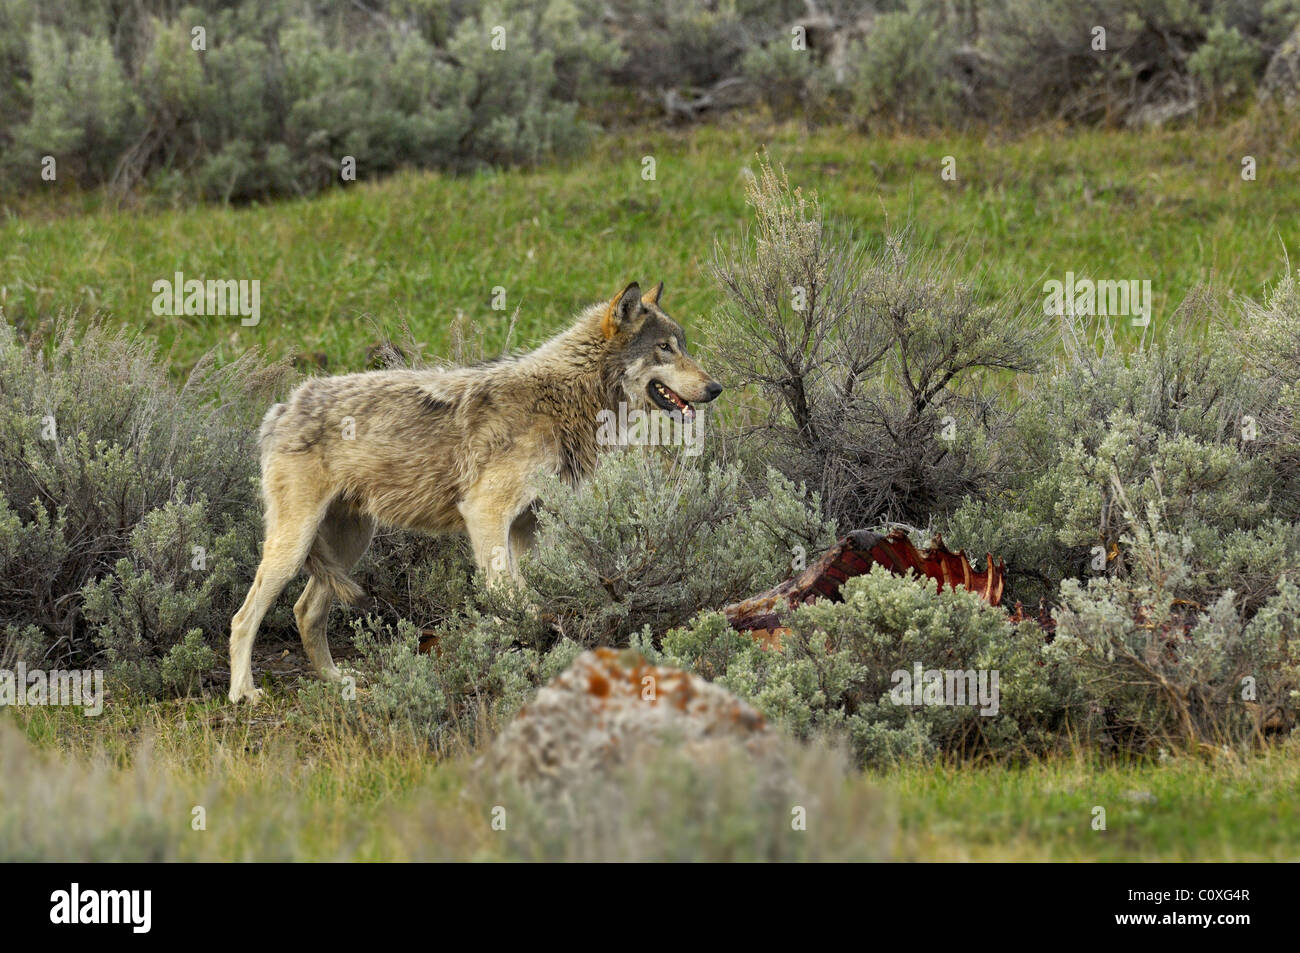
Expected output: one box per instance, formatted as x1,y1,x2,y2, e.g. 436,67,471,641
848,5,962,130
3,23,139,186
740,36,836,120
608,0,793,93
1246,579,1300,713
431,0,618,169
81,496,247,697
159,629,218,697
980,0,1294,126
944,299,1294,609
712,156,1044,530
3,0,1298,197
519,447,836,644
356,530,478,632
1238,269,1300,515
1189,21,1263,113
295,610,577,751
1,0,622,198
1048,499,1298,750
0,318,291,688
662,566,1063,767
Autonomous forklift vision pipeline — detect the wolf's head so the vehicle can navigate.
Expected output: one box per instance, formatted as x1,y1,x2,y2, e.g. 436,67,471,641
599,281,722,422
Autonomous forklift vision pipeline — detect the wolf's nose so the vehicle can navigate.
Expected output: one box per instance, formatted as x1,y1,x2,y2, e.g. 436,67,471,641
703,381,723,402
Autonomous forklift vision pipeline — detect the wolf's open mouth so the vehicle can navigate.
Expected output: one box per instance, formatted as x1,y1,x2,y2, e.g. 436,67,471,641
648,380,696,421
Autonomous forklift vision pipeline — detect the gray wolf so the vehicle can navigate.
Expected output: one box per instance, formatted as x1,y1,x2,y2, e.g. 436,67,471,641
228,281,722,702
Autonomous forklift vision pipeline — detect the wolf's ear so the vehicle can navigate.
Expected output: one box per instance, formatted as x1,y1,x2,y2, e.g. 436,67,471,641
642,281,663,306
601,282,642,339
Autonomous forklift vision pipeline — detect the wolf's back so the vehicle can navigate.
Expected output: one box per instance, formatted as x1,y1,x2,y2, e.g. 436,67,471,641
257,401,288,473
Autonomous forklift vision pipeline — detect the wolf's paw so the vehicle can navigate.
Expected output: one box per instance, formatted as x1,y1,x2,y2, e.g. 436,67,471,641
317,664,344,683
229,685,264,705
319,665,363,691
319,665,361,684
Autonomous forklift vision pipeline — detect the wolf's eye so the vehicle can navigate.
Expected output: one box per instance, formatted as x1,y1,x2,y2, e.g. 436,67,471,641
659,342,673,354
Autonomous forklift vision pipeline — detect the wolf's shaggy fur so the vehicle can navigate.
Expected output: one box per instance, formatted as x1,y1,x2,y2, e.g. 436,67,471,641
229,282,721,702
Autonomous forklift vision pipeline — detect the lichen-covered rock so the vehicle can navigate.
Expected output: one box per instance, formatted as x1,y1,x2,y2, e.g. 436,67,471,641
1261,25,1300,108
484,648,784,790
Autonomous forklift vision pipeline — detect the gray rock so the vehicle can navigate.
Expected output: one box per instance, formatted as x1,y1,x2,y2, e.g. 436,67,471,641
484,648,786,792
1260,25,1300,109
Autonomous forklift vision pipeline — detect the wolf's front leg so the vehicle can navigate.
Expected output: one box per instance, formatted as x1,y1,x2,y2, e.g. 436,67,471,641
459,498,518,585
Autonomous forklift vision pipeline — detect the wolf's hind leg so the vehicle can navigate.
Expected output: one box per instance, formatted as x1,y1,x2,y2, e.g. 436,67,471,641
229,493,330,704
296,505,375,681
508,504,538,568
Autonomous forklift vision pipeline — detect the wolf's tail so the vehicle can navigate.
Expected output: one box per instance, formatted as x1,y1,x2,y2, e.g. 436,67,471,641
303,536,365,605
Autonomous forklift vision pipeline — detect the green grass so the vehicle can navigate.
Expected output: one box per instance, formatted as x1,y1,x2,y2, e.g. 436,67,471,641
3,121,1297,370
883,754,1300,861
6,119,1300,861
6,698,1298,861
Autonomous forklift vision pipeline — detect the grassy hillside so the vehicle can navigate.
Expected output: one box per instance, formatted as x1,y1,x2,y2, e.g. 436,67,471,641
5,119,1300,863
3,122,1296,369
